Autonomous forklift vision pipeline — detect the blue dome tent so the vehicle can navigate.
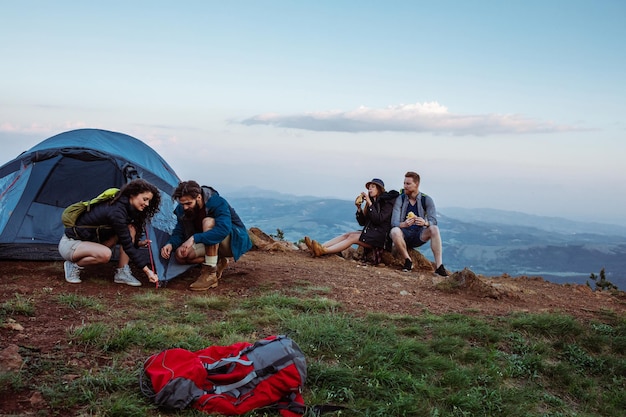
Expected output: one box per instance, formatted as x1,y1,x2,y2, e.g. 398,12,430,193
0,128,189,282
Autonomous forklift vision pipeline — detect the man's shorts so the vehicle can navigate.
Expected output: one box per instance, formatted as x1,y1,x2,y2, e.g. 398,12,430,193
191,234,233,258
58,234,82,261
401,227,427,248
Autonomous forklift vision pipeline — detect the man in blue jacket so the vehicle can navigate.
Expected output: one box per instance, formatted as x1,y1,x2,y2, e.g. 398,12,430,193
160,180,252,291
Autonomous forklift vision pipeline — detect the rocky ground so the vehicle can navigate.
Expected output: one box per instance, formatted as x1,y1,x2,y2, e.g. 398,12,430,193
1,231,625,414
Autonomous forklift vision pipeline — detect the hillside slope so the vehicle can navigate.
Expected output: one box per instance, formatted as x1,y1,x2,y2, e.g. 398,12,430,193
2,242,626,415
2,244,623,324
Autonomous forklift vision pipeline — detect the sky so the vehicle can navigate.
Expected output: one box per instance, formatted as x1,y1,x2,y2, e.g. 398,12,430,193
1,1,625,226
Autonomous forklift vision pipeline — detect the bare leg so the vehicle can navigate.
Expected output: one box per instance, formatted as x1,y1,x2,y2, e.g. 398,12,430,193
71,241,113,267
174,217,221,265
421,226,443,267
116,225,137,268
323,231,366,254
390,227,410,260
323,233,353,247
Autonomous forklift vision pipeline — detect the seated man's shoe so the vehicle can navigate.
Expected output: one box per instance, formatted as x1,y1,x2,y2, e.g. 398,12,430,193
189,266,218,291
434,264,449,277
114,265,142,286
402,258,413,272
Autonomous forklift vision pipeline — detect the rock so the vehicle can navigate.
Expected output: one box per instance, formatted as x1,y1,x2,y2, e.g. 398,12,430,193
441,268,521,300
0,344,23,373
574,285,593,295
30,391,47,408
2,318,24,331
248,227,298,251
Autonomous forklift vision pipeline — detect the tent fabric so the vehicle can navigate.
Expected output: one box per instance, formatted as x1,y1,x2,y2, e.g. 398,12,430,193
0,128,189,281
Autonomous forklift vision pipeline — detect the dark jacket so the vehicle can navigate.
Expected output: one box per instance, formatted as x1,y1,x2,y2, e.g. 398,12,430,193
64,196,150,269
167,186,252,261
357,190,399,250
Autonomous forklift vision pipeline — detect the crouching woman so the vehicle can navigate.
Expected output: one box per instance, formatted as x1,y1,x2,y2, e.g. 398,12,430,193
58,179,161,285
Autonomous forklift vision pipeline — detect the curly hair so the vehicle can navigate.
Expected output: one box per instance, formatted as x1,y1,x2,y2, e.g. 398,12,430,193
115,179,161,226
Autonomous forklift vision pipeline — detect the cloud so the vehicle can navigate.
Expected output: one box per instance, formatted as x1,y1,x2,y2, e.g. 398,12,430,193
0,122,87,135
241,102,587,135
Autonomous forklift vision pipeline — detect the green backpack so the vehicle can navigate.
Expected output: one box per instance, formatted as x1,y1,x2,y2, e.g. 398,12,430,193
61,188,120,228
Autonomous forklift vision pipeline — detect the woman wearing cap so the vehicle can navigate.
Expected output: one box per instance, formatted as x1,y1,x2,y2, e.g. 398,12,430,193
304,178,399,263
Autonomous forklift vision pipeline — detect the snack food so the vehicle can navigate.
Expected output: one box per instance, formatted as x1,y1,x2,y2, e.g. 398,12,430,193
355,195,364,205
406,212,416,219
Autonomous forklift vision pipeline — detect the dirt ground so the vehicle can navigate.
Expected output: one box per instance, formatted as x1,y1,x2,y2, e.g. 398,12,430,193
1,241,625,415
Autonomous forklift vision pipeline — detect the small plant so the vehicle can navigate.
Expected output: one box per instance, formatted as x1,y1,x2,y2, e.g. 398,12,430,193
56,293,105,311
587,268,619,291
1,293,35,316
69,322,108,346
270,228,285,241
0,371,25,393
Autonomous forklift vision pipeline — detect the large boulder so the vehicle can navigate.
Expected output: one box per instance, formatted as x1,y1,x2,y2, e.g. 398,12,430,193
248,227,299,252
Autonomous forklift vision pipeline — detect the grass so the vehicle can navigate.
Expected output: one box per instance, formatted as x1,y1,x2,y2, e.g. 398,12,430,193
1,293,36,316
56,293,106,311
3,288,626,417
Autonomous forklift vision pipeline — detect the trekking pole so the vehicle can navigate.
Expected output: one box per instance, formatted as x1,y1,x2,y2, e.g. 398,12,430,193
145,226,158,289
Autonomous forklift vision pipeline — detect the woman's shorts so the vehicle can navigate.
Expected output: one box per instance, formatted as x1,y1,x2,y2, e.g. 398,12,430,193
58,234,82,261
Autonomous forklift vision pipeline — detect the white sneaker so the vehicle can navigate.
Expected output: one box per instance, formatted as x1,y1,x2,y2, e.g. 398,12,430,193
64,261,82,284
114,265,142,287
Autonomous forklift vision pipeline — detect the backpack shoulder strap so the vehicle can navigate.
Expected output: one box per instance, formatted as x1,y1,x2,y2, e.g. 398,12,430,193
205,336,301,397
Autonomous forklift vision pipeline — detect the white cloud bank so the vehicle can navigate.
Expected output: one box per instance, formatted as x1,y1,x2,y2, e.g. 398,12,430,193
241,102,586,135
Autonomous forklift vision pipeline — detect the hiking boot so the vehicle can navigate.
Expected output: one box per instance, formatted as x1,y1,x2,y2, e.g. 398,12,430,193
434,264,449,277
189,266,218,291
216,257,228,280
402,258,413,272
312,240,327,257
114,265,142,286
64,261,83,283
303,236,314,255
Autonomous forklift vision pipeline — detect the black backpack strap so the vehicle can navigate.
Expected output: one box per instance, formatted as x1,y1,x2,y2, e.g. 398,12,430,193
310,404,351,415
269,396,350,417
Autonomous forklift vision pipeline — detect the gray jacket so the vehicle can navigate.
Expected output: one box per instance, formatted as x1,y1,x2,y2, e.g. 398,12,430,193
390,192,438,228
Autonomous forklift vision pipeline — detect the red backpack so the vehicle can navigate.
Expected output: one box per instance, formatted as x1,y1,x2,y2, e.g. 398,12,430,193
140,335,307,416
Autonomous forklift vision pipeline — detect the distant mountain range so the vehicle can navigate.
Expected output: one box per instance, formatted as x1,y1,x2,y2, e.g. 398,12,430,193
223,186,626,290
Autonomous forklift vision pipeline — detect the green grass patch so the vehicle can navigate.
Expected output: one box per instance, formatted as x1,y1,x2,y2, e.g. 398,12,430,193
186,294,231,310
1,293,35,316
56,293,105,311
9,288,626,417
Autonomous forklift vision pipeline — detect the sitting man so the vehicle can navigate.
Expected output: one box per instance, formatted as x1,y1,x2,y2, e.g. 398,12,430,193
390,171,449,276
160,180,252,291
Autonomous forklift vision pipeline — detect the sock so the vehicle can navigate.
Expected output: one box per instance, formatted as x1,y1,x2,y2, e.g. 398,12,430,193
203,255,218,267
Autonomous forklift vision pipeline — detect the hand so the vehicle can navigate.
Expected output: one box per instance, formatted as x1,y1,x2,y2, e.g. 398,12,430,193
145,268,159,283
403,216,420,227
160,244,172,259
179,237,194,257
138,239,151,248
